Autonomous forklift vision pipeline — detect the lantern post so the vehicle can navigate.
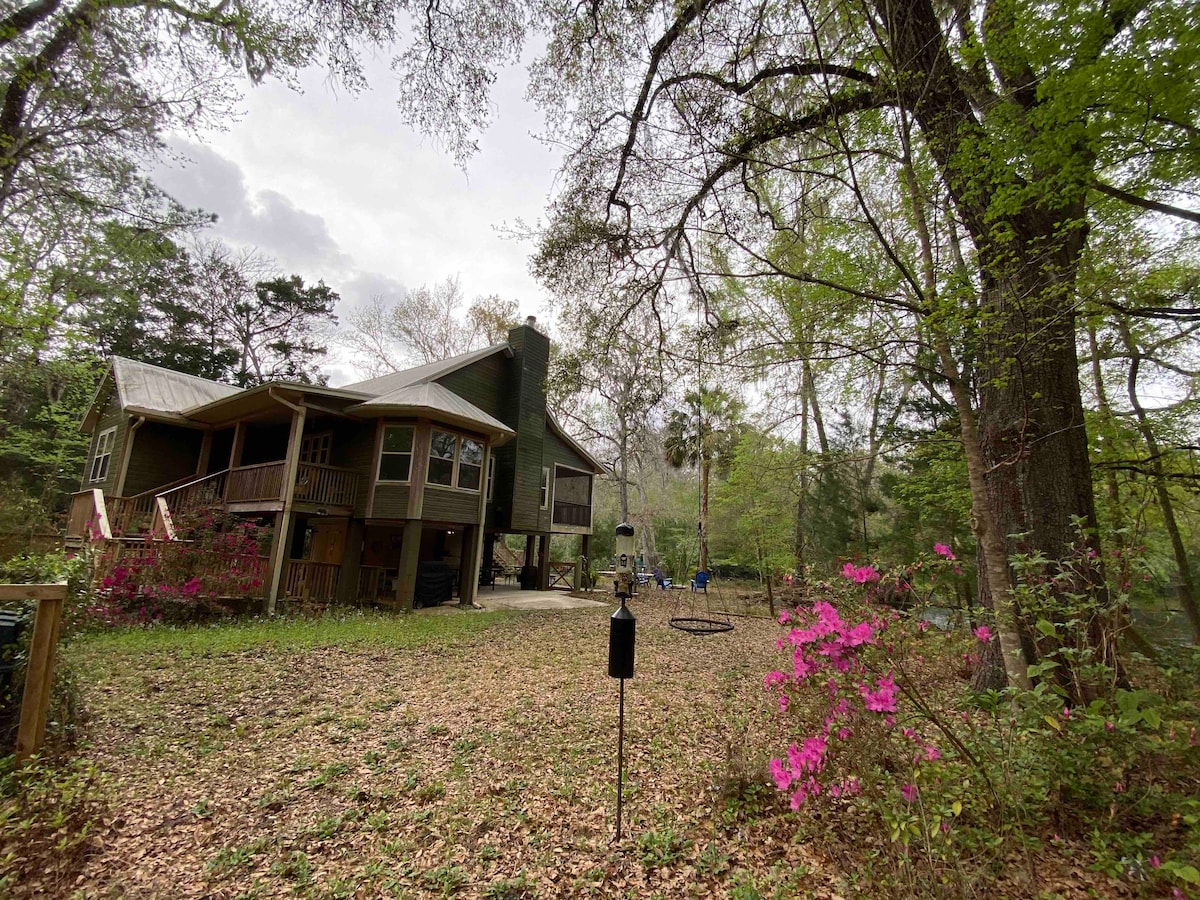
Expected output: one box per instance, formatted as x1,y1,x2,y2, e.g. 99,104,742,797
608,522,637,843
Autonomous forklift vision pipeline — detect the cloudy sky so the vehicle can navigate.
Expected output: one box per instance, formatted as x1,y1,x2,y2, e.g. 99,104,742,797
151,57,562,385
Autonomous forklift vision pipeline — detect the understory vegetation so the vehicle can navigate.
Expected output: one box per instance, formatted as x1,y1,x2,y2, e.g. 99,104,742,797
0,592,1196,898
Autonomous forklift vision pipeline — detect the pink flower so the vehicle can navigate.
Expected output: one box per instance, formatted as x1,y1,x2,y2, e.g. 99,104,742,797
770,757,792,790
934,543,956,560
900,783,918,803
778,695,789,713
974,625,993,643
923,745,941,762
778,611,792,624
861,673,898,713
764,671,787,690
917,620,930,632
1062,707,1071,720
1104,721,1115,732
1149,855,1161,869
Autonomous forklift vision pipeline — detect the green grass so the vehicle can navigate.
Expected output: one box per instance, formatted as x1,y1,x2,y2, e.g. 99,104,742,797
71,609,516,657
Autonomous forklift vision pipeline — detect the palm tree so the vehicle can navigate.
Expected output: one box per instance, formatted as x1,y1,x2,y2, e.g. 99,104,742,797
664,386,744,571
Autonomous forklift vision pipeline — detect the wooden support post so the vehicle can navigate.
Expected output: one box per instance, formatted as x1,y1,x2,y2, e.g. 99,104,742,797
460,444,492,608
337,519,364,605
196,430,213,477
266,403,307,614
1,584,67,763
524,534,536,589
229,421,246,470
537,534,551,591
396,520,422,611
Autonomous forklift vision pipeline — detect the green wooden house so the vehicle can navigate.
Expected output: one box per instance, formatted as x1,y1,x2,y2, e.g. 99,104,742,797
68,318,603,611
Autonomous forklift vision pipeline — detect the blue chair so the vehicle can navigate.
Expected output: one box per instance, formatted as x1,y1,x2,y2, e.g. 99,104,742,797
690,571,709,593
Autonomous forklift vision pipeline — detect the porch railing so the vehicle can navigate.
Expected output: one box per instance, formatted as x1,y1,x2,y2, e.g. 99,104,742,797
226,461,359,508
357,566,392,603
226,462,286,503
295,463,359,507
284,560,340,602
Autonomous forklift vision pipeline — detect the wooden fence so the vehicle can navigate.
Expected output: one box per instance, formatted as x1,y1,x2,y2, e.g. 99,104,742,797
0,583,66,762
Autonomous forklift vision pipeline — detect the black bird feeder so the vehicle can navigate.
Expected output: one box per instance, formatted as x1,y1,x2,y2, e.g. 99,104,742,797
608,522,637,842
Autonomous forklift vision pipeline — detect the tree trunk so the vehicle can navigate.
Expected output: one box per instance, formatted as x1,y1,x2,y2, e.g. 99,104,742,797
898,139,1030,690
886,0,1114,701
634,456,659,567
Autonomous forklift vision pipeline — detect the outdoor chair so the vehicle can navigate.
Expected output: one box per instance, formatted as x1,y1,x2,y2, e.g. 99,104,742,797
690,571,709,593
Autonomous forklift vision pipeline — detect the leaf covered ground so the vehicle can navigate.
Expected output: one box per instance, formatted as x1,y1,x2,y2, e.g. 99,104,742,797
6,596,1155,899
28,600,836,899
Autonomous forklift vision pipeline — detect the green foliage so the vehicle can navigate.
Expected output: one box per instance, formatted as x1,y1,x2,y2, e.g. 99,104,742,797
0,755,106,894
712,431,797,579
769,552,1200,897
635,827,692,868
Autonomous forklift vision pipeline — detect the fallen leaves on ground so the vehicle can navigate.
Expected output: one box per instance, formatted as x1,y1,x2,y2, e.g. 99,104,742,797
40,601,840,899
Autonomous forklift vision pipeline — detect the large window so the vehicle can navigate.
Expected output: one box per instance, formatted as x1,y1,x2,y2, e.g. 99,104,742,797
427,430,485,492
90,427,116,482
428,430,457,486
377,426,414,482
458,438,483,491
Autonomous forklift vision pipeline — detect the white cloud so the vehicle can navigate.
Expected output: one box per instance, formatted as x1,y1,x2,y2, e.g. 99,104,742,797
147,55,561,383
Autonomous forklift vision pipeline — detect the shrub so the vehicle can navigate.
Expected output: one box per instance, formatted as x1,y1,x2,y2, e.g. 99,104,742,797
86,505,268,626
764,543,1200,897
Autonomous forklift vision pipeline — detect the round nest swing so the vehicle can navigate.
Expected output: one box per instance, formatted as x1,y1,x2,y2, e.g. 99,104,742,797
668,615,734,635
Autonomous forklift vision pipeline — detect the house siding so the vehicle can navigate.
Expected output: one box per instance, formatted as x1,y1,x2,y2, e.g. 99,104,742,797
82,386,128,495
122,421,204,496
330,423,377,517
422,486,482,524
372,484,410,519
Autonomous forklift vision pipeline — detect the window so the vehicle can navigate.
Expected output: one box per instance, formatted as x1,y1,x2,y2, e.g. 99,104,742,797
426,430,485,492
485,457,496,501
540,466,551,509
458,439,483,491
377,426,413,482
301,432,332,465
90,427,116,482
428,430,456,486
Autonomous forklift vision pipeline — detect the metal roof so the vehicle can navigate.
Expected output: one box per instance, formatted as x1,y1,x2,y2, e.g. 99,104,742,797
351,382,515,441
112,357,243,413
339,343,512,395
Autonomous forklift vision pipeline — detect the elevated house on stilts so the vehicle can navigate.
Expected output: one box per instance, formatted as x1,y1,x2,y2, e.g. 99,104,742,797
67,318,603,612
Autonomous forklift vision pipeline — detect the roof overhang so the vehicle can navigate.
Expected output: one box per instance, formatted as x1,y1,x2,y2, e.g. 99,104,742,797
348,382,516,445
546,413,608,474
182,382,370,425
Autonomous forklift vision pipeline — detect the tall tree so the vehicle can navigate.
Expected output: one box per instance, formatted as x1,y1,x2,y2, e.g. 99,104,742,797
663,386,744,572
342,278,518,373
518,0,1200,696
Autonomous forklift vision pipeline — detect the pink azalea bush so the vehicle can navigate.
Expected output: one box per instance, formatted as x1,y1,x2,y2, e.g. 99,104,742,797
85,505,267,626
764,595,973,843
767,539,1200,896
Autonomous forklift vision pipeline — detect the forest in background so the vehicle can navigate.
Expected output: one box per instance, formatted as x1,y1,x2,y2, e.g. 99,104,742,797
2,0,1198,663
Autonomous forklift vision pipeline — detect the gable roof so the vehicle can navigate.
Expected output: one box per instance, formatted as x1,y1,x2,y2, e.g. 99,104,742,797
82,357,244,431
351,382,515,440
340,343,513,396
83,341,521,442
